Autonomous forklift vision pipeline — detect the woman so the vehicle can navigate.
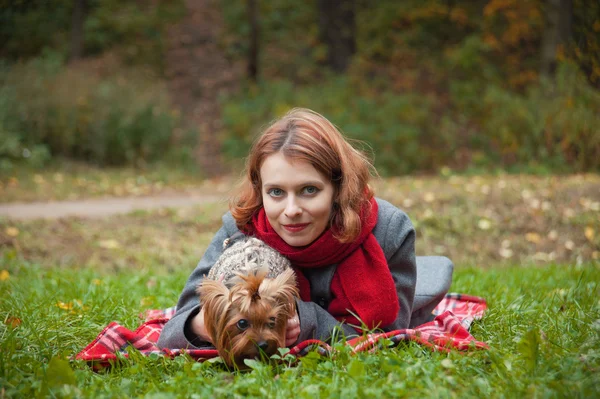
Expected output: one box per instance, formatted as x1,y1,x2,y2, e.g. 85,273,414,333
157,108,453,349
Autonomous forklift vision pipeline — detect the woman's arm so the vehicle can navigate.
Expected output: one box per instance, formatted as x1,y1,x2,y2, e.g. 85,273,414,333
295,299,359,343
373,198,417,331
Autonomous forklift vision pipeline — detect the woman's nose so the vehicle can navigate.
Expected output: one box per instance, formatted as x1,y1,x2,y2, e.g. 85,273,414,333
284,197,302,217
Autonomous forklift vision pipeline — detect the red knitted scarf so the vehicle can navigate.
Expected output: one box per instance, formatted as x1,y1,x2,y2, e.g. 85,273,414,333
247,198,399,330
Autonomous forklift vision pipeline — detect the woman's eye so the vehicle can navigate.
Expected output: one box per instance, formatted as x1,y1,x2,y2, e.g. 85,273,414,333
267,188,283,197
237,319,249,330
303,186,319,195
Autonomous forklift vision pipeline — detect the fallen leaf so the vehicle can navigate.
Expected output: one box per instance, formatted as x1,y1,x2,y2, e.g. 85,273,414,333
478,219,492,230
584,227,595,242
529,199,541,209
402,198,414,208
57,301,73,311
525,232,541,244
140,297,154,307
499,248,513,258
5,227,19,237
424,192,435,202
98,239,120,249
0,270,9,281
5,316,21,328
564,240,575,251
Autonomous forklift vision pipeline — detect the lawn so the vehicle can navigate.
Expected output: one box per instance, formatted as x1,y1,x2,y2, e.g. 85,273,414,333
1,169,599,398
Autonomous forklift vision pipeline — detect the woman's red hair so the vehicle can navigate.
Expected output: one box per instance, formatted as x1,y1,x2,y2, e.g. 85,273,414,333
230,108,375,243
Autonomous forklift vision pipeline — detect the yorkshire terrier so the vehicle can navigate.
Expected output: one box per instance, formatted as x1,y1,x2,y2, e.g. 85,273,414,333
197,237,298,368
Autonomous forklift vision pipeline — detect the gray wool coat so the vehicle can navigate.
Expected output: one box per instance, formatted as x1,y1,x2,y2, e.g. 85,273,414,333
157,198,453,349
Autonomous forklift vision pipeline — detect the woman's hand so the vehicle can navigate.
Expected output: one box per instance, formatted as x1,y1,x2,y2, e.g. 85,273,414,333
285,311,301,347
191,307,212,344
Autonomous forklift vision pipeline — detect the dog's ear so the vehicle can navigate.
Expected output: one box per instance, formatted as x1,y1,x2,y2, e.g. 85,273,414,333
197,279,230,343
260,268,299,318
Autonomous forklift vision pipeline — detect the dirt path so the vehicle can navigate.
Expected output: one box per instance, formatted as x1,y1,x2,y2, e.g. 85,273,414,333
0,192,225,220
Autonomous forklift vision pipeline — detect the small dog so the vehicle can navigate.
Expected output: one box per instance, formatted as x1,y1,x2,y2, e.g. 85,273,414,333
197,237,298,368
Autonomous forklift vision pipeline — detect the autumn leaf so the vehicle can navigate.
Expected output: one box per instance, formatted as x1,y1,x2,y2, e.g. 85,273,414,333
98,239,120,249
5,315,21,329
56,301,73,311
584,227,595,242
0,270,9,281
5,227,19,237
478,219,492,230
525,232,541,244
423,192,436,203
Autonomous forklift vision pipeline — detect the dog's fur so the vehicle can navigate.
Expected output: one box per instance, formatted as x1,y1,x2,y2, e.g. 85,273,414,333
197,247,298,368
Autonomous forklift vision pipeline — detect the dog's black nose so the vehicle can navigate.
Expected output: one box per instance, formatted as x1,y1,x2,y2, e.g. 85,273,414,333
256,341,269,352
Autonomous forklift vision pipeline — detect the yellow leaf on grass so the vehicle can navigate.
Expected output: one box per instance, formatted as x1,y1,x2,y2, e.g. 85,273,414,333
98,239,120,249
585,227,595,242
5,227,19,237
0,270,9,281
57,301,73,310
525,232,541,244
141,297,154,307
478,219,492,230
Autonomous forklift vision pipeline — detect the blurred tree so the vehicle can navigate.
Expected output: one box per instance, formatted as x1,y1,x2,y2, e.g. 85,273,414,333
318,0,356,72
540,0,572,78
247,0,260,81
570,0,600,88
69,0,88,62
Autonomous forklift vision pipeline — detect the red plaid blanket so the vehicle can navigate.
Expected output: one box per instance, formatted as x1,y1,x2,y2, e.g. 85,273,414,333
75,293,488,369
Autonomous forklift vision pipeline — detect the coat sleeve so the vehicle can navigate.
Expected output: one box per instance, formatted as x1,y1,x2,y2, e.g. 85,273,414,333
295,299,359,343
373,200,417,331
157,215,237,349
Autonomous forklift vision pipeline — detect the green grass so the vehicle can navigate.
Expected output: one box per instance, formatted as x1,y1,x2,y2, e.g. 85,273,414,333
1,257,598,398
1,172,598,397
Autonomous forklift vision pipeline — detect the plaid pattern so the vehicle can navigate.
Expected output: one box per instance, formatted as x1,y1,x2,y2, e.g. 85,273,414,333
75,293,488,370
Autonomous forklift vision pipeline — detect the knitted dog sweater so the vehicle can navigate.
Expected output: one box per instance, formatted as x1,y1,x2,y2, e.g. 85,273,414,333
206,236,291,283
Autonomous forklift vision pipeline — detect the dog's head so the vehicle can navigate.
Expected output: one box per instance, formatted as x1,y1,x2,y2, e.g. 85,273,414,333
197,267,298,369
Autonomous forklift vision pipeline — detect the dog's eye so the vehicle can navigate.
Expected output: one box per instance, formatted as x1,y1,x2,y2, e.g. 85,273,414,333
268,317,276,329
236,319,249,331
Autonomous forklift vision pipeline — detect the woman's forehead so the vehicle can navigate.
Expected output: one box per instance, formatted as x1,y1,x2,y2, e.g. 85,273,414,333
260,152,328,187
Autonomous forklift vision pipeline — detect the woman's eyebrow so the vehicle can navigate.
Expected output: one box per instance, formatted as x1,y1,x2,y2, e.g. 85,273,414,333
262,180,325,188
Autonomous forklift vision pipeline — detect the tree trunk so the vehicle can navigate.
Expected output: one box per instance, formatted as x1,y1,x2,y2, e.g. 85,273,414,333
317,0,356,73
540,0,572,78
69,0,87,62
247,0,260,82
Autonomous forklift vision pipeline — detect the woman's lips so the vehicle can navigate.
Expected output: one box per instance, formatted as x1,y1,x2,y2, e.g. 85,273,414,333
282,223,309,233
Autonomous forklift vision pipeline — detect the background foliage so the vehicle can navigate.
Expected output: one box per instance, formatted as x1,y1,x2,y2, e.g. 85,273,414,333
0,0,599,175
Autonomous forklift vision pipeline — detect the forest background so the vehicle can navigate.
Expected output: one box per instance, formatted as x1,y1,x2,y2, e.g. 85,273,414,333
1,0,599,177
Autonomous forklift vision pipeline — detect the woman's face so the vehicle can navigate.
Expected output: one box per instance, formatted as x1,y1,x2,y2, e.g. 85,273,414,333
260,152,335,247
